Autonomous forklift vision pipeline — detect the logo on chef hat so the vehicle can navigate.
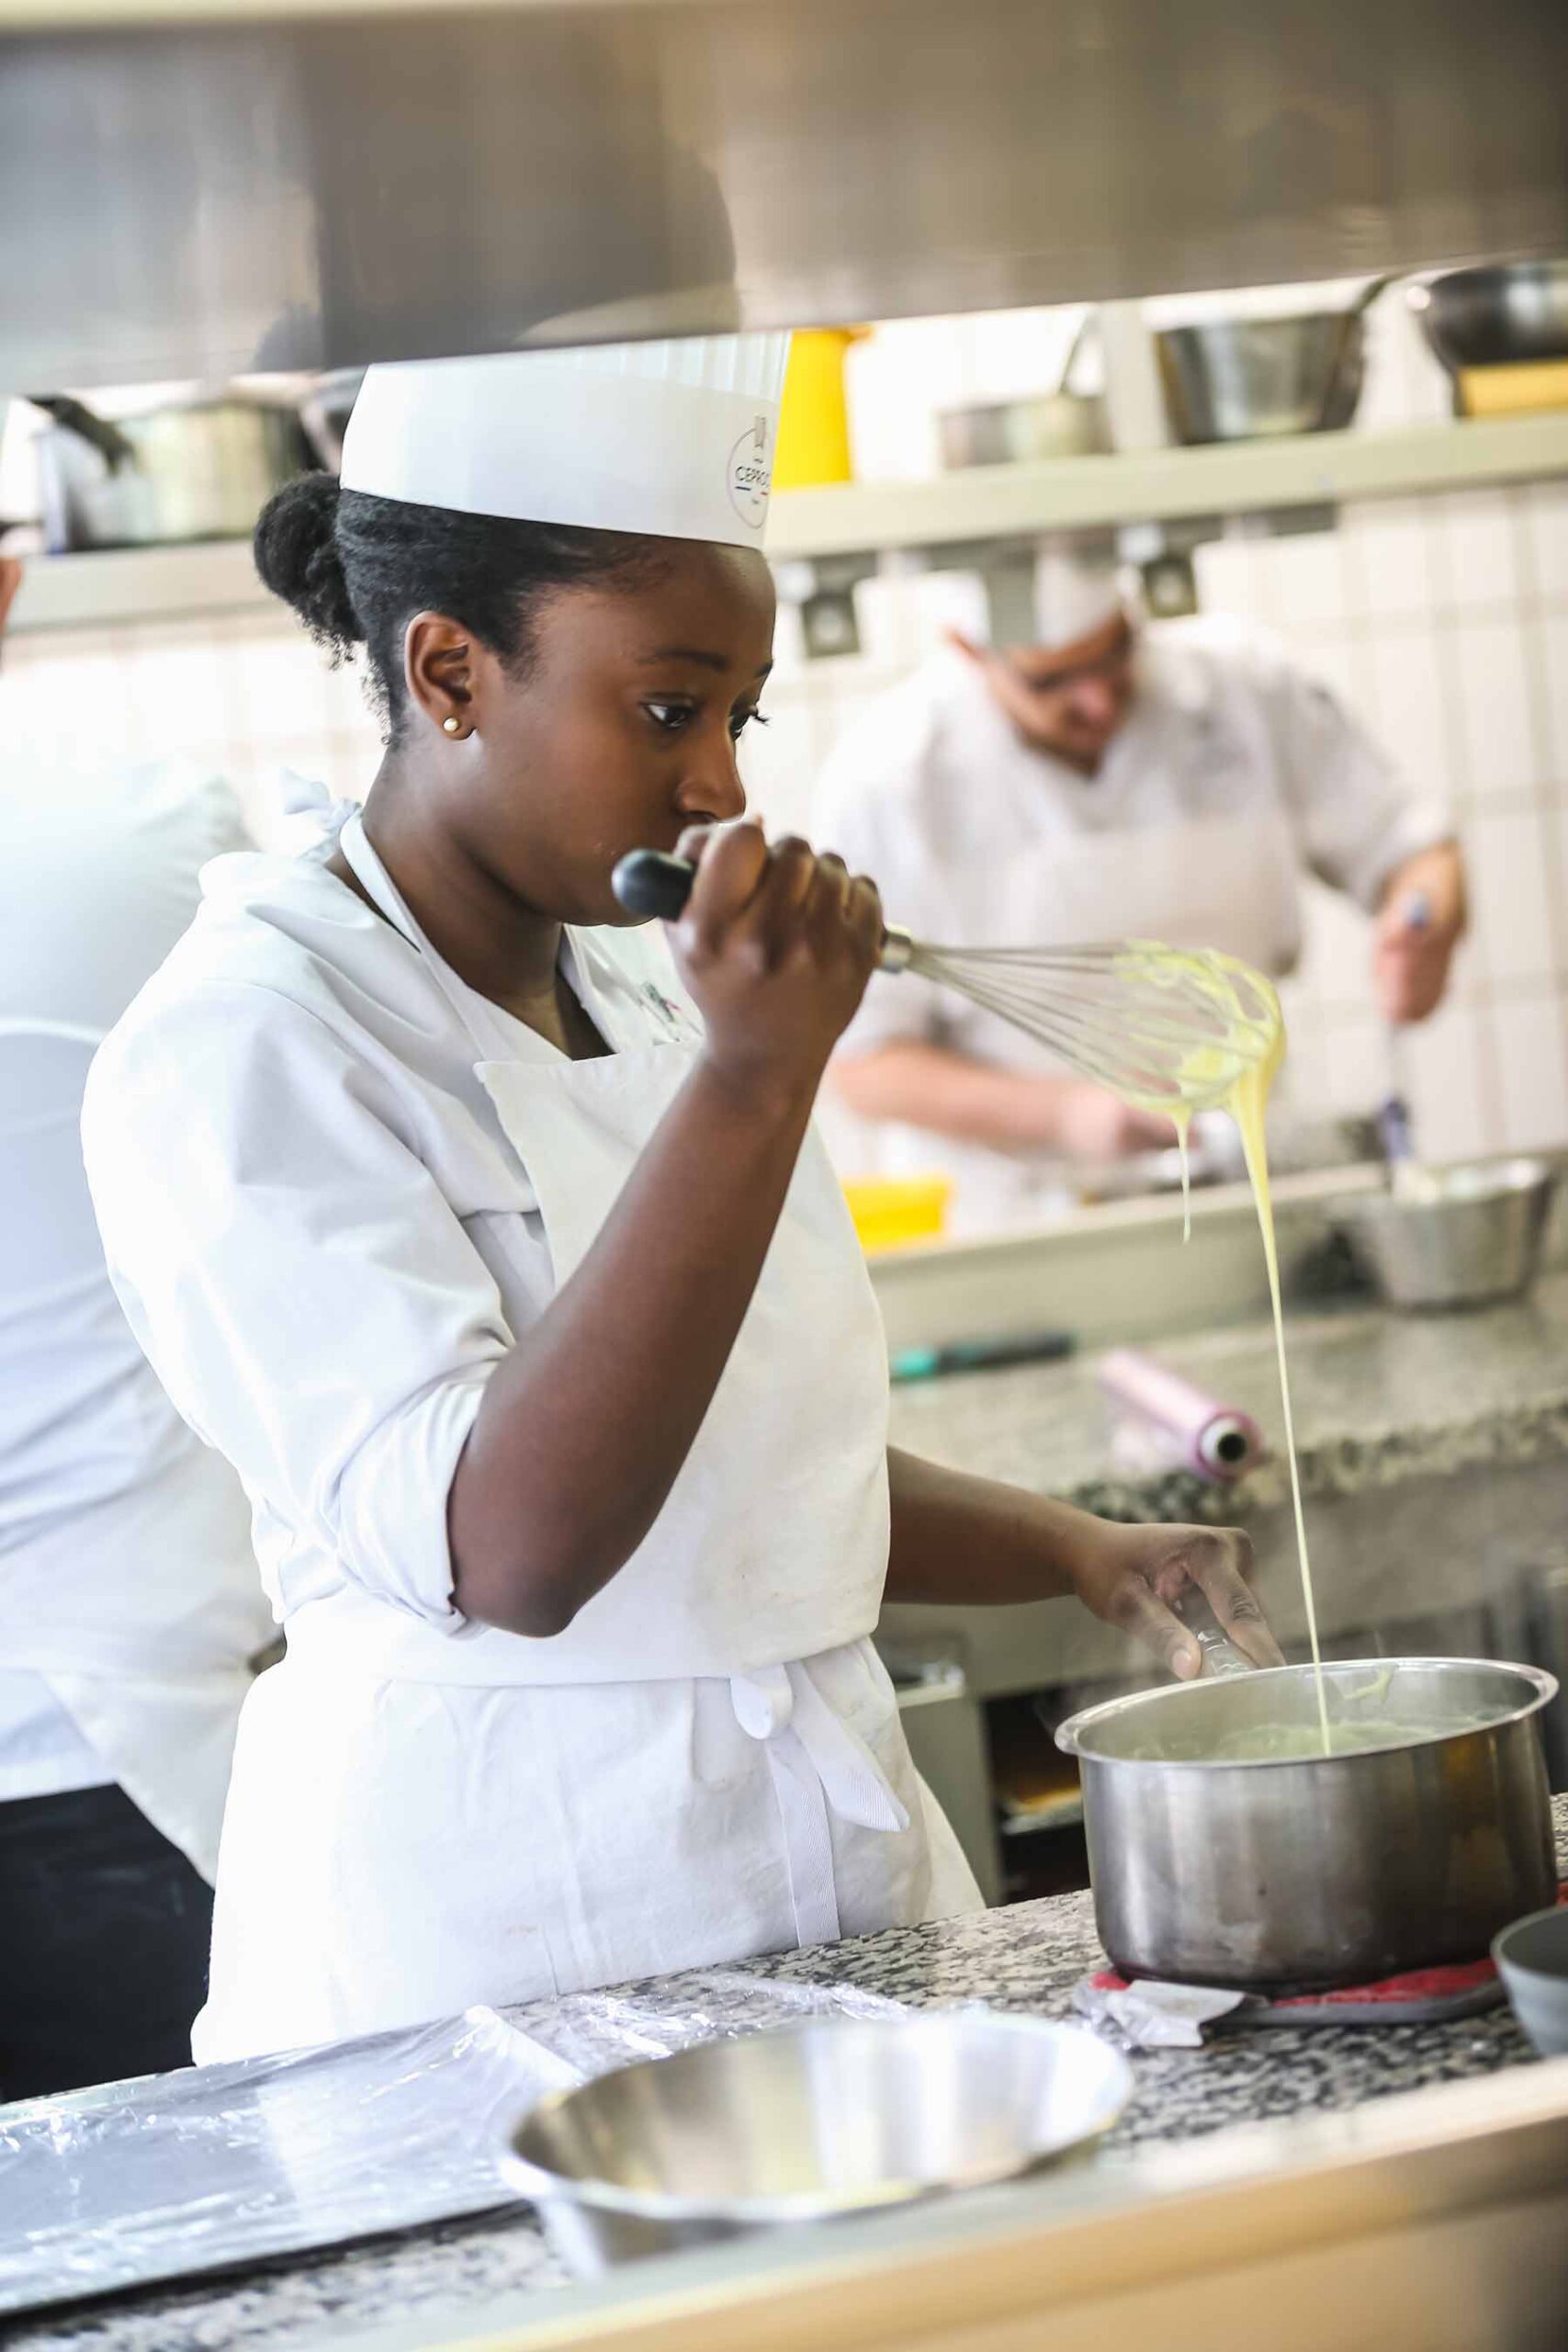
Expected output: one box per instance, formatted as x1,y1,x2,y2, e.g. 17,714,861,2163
727,414,773,530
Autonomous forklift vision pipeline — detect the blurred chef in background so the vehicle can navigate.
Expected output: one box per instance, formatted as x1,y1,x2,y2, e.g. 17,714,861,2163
0,547,273,2097
815,545,1465,1227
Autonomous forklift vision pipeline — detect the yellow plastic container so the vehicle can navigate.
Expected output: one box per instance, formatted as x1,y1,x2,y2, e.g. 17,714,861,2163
1458,360,1568,417
842,1175,953,1255
773,328,871,490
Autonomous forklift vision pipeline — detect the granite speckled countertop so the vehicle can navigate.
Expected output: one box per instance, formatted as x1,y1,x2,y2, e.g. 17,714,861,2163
11,1802,1566,2352
886,1271,1568,1524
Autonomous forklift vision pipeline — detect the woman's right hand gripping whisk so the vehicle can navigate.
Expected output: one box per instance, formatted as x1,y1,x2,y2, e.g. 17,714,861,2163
671,822,884,1108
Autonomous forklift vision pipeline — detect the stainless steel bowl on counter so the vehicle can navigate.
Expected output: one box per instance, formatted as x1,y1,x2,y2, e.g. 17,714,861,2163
1154,311,1369,444
1056,1658,1557,1992
500,2012,1130,2274
1337,1156,1557,1311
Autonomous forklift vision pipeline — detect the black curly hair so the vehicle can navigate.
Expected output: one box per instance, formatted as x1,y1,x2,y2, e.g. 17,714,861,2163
253,473,669,741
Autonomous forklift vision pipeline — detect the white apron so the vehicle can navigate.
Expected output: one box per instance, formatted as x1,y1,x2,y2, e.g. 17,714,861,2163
197,820,978,2060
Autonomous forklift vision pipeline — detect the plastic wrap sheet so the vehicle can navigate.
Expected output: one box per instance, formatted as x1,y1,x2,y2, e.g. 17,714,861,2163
0,1971,906,2318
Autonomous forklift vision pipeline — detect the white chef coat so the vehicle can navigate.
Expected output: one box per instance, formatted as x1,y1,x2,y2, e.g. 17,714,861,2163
814,616,1451,1224
0,760,274,1875
83,802,979,2061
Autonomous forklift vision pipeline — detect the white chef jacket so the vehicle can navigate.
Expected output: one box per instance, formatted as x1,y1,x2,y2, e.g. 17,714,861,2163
0,759,273,1873
82,809,978,2059
814,616,1451,1222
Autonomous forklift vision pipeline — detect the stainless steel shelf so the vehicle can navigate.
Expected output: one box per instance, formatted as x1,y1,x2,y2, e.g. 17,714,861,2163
8,538,268,637
767,413,1568,560
11,413,1568,636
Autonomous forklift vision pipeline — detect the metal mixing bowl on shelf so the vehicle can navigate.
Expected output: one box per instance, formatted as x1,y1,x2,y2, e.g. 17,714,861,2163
499,2012,1130,2273
1154,310,1369,443
1336,1156,1557,1310
1055,1658,1557,1992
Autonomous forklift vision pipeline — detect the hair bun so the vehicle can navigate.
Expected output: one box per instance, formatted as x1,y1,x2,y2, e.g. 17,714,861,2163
253,472,364,656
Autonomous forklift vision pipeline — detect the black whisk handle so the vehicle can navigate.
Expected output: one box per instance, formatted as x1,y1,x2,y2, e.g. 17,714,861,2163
611,844,913,973
611,849,696,922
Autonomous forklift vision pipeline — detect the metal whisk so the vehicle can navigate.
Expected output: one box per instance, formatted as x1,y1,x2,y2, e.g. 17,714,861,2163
611,850,1279,1114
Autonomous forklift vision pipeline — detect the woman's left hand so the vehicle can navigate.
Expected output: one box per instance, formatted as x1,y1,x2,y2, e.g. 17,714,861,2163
885,1450,1285,1679
1066,1519,1284,1680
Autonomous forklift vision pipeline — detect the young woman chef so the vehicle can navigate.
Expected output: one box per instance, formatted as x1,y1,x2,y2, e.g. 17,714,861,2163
85,335,1280,2063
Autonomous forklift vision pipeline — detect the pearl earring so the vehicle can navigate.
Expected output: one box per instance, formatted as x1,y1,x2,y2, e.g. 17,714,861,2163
442,715,462,737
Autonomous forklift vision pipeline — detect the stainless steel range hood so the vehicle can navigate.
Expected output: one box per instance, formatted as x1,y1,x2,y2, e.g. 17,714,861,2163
3,0,1565,391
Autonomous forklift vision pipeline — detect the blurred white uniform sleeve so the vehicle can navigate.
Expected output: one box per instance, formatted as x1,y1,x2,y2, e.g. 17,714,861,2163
84,984,510,1630
813,737,948,1059
190,768,255,859
1260,639,1455,913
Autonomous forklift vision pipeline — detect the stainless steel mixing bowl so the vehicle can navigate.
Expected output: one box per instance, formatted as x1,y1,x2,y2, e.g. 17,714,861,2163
1337,1157,1556,1310
1155,312,1368,443
499,2012,1131,2273
1056,1658,1557,1992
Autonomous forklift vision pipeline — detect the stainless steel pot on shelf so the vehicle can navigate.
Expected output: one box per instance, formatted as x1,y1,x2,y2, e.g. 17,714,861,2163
30,393,317,553
1055,1658,1557,1991
1154,311,1369,444
938,390,1108,468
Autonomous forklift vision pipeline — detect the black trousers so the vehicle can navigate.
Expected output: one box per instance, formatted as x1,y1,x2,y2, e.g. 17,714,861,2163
0,1782,213,2103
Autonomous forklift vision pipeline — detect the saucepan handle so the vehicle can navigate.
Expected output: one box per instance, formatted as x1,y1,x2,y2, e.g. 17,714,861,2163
1179,1591,1255,1680
1194,1625,1253,1679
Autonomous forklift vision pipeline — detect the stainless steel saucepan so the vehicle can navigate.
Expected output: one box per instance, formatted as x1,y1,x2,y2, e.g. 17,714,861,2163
1056,1657,1557,1991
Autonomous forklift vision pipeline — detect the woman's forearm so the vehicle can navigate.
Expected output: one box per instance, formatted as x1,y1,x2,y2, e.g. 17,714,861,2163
450,1057,817,1636
884,1446,1100,1604
885,1447,1280,1675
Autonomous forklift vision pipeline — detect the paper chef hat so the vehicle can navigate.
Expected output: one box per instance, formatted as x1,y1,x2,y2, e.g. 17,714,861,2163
340,333,793,550
1032,544,1128,649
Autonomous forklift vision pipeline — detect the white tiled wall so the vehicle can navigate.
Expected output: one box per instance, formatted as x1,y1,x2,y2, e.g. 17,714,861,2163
5,287,1565,1171
1223,478,1568,1162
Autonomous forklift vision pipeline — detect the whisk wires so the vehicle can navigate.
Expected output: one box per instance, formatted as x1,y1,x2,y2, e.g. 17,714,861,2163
902,937,1280,1114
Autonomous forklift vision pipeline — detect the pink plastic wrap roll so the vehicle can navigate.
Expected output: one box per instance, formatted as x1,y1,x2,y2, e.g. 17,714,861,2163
1098,1348,1264,1483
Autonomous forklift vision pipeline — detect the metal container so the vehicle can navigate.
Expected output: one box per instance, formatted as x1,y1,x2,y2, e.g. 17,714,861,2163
1410,261,1568,373
1337,1156,1556,1311
939,310,1108,469
1494,1905,1568,2055
500,2012,1130,2274
34,397,314,553
939,391,1109,468
1056,1658,1557,1991
1155,312,1368,443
